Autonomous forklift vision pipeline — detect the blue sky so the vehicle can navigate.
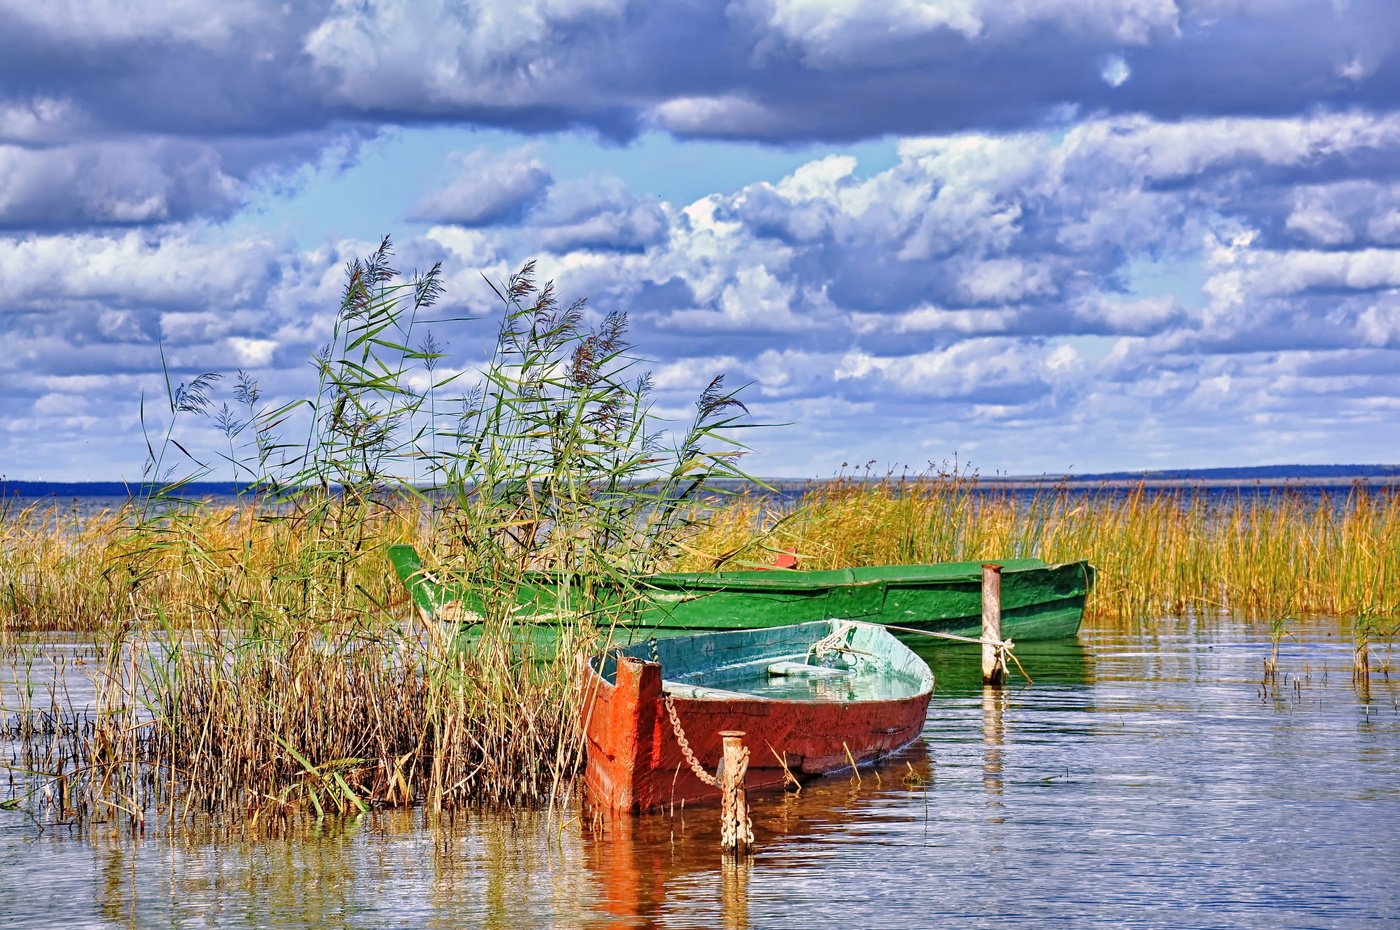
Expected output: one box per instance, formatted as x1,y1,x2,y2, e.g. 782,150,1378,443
2,0,1398,481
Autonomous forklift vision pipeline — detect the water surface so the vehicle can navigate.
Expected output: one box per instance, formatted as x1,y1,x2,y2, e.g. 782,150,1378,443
3,618,1396,928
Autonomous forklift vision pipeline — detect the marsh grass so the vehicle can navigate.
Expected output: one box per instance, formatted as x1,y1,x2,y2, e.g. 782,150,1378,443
1,240,754,828
2,242,1395,825
675,472,1400,634
0,500,419,634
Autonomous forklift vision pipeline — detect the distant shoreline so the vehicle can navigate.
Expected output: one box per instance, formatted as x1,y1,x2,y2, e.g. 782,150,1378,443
4,467,1397,500
967,475,1400,490
761,475,1400,492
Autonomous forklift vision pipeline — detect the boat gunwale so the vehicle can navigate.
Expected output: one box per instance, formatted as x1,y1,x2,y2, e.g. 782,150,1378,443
654,682,935,705
585,619,935,706
388,544,1087,597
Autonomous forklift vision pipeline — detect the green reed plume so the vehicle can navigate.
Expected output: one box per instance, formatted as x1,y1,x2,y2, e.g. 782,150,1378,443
0,238,756,827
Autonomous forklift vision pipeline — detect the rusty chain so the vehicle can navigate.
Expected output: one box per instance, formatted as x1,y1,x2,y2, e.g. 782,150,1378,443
663,694,720,787
651,638,720,788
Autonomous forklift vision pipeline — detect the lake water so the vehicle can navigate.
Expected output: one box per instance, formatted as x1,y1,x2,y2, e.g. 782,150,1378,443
6,479,1389,531
3,617,1397,928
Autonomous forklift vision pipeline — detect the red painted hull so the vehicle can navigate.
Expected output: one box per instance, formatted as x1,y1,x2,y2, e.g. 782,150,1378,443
582,649,932,813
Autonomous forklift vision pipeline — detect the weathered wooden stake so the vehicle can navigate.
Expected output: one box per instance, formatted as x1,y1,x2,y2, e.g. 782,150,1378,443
718,730,753,853
981,563,1004,685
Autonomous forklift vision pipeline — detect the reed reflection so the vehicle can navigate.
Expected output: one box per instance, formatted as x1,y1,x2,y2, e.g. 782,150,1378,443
426,811,482,930
82,807,599,929
91,816,369,929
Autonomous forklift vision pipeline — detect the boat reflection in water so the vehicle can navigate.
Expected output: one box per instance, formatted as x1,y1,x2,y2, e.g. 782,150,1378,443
581,742,934,929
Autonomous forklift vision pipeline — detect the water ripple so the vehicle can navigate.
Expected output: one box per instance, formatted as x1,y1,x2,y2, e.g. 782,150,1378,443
1,618,1396,928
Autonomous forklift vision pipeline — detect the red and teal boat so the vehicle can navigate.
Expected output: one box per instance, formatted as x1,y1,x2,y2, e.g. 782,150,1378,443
582,620,934,811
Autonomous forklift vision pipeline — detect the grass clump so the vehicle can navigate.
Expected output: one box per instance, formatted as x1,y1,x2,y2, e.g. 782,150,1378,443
1,238,754,827
675,471,1400,632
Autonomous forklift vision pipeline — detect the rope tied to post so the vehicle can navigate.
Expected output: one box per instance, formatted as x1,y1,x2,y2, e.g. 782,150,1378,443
995,637,1032,683
878,623,1034,684
661,694,754,850
718,732,754,852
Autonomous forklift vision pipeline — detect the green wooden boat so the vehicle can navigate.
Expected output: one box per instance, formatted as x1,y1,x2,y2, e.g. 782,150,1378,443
388,544,1094,642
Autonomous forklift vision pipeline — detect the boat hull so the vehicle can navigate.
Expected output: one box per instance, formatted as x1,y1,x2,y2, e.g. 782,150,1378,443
388,546,1094,642
581,621,934,812
637,560,1093,640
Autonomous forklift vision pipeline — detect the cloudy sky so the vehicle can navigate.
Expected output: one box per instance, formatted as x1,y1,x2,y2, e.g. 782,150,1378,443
3,0,1399,482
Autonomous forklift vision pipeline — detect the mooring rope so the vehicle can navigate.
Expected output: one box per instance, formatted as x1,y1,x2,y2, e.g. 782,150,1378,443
804,619,860,665
877,623,989,645
878,623,1033,683
719,740,754,851
644,639,753,851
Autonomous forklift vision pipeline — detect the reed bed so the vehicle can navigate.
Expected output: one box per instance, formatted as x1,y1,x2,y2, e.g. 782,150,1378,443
0,499,419,634
675,475,1400,631
3,239,1394,829
3,241,751,828
3,615,597,828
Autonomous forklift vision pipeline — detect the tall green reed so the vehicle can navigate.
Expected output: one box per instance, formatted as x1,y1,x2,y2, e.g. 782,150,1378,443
1,237,757,826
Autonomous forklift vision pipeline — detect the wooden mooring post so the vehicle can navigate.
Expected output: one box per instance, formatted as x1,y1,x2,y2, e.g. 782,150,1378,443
718,730,754,853
981,563,1005,685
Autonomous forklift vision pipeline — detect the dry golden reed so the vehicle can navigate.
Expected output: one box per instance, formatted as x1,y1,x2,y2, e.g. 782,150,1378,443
675,476,1399,631
0,498,419,633
2,245,751,827
5,477,1396,637
3,614,594,827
